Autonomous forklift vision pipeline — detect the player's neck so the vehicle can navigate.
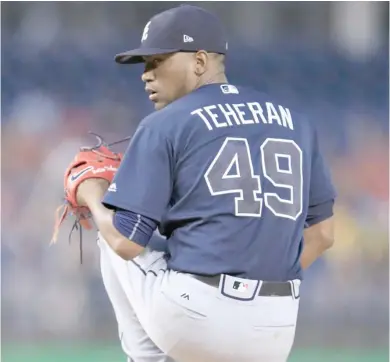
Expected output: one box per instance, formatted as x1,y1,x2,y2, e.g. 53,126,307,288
196,71,228,89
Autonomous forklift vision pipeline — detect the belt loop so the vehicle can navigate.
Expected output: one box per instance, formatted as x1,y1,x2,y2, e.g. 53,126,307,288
290,280,300,299
218,274,226,293
288,281,294,300
256,280,263,296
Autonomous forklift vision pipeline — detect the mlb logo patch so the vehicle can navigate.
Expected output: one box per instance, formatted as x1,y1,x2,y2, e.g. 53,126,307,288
233,281,249,292
220,84,239,94
221,275,259,301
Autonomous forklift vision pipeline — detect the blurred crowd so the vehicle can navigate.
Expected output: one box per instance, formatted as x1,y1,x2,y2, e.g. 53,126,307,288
2,2,388,349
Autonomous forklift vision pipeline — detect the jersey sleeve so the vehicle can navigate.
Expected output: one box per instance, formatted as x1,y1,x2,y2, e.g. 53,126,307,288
102,125,174,223
306,128,336,225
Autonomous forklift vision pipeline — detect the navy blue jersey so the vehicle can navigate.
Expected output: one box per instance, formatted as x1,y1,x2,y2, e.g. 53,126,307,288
103,83,336,281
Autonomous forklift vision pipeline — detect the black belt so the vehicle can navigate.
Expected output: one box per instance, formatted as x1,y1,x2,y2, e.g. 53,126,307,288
192,275,294,297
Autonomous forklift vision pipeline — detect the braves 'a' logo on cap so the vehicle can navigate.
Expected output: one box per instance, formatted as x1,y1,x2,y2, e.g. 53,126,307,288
141,21,151,42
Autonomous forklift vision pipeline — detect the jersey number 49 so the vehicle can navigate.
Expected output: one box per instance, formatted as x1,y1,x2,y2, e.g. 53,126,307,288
204,137,303,220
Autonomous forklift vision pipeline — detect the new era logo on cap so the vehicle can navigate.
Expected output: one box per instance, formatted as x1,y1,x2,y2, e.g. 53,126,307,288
183,34,194,43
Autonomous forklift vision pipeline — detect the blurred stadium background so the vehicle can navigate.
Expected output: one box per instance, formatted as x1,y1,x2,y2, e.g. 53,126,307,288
1,2,389,362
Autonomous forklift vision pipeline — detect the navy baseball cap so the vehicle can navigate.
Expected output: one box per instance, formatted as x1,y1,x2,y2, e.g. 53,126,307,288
115,5,228,64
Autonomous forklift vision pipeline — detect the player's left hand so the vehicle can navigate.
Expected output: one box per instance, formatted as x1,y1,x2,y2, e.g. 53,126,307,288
76,178,110,207
51,133,123,245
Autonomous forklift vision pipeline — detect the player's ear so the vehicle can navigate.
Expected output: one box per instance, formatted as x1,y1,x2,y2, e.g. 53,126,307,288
194,50,208,76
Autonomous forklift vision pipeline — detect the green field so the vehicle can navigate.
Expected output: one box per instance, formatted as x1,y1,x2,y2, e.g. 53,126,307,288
2,345,388,362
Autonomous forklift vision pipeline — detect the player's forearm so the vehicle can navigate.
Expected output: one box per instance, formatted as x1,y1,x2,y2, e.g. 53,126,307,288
300,241,329,269
79,179,144,260
300,220,334,270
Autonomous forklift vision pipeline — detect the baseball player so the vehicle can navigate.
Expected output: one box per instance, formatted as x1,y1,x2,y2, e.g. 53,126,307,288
61,5,336,362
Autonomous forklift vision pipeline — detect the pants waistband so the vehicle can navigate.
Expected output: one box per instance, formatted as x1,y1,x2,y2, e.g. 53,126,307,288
192,274,296,297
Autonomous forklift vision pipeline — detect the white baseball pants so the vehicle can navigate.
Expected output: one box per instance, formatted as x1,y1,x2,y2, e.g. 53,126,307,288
98,234,300,362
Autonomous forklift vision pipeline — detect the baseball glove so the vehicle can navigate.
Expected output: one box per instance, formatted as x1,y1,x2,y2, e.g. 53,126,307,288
50,133,129,262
